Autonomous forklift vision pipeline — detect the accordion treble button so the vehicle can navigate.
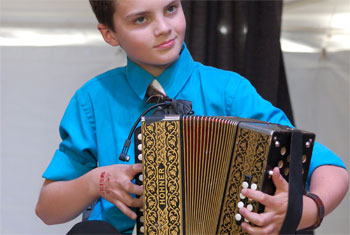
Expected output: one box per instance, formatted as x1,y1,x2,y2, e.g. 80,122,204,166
140,216,144,223
139,174,143,181
138,144,142,151
250,183,257,190
242,181,249,189
235,213,242,221
237,201,244,209
247,204,253,211
140,226,145,233
137,133,142,140
240,193,246,199
138,154,142,161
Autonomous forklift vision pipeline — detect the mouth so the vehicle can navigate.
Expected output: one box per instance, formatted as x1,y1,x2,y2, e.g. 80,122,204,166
155,38,176,49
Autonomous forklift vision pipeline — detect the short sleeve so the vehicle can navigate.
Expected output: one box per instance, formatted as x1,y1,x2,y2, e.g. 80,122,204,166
43,93,97,180
306,142,346,186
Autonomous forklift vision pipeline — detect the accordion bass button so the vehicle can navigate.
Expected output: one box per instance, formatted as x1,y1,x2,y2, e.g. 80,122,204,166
138,154,142,161
235,214,242,221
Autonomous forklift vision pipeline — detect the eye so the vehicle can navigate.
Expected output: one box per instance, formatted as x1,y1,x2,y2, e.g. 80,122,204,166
134,16,147,24
166,5,177,14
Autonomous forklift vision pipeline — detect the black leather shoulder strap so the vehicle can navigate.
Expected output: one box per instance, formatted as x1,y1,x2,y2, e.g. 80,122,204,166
280,129,304,234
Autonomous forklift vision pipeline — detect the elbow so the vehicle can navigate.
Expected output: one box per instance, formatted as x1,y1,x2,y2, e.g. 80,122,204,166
344,169,349,193
332,167,349,200
35,179,62,225
338,167,350,194
35,204,49,225
35,202,56,225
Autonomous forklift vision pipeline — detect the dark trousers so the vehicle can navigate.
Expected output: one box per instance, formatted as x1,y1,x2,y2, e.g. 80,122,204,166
67,220,125,235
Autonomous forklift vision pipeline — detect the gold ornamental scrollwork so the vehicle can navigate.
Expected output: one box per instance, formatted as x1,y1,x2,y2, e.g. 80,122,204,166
142,120,182,235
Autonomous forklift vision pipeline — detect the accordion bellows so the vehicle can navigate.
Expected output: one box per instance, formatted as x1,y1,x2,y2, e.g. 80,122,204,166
134,115,314,235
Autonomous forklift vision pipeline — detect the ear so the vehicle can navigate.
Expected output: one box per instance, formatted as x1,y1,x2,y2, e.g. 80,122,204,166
97,24,120,47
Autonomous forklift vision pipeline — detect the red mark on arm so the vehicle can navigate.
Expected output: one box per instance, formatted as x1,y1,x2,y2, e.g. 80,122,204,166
99,171,112,196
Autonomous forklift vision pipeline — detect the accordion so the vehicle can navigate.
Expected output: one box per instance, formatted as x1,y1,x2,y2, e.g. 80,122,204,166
133,115,314,235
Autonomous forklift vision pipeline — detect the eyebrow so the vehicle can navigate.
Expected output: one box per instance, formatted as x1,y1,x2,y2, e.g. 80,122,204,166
125,0,178,20
125,11,148,21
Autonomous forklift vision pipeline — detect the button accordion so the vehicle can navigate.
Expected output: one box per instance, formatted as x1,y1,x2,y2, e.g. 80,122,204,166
133,115,314,234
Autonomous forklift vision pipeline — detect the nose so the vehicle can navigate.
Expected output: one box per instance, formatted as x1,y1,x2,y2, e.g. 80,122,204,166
154,17,171,36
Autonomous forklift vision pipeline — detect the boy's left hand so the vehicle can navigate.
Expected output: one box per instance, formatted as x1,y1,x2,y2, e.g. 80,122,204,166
239,167,289,235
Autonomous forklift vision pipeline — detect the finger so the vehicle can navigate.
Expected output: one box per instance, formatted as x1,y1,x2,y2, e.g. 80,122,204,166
239,207,274,227
272,167,288,192
123,164,142,179
114,200,137,220
117,190,143,208
131,163,143,174
128,198,143,208
123,181,143,195
139,194,145,207
241,188,275,207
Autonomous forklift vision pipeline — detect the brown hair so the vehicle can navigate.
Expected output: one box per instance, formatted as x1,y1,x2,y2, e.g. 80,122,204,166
89,0,116,30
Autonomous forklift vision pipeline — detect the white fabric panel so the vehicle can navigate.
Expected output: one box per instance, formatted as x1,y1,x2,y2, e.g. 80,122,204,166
284,50,349,234
1,45,126,234
282,0,349,234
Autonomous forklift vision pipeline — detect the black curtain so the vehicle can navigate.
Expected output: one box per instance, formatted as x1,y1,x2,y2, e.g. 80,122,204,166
182,0,294,124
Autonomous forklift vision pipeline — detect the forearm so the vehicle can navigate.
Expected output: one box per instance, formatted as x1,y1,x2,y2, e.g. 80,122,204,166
35,167,102,225
297,165,349,230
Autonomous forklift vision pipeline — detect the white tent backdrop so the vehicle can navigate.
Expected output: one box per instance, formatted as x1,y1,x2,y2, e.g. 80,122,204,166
1,0,349,234
281,1,349,233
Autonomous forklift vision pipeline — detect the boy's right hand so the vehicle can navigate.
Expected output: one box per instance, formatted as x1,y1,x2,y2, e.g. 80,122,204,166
97,163,143,220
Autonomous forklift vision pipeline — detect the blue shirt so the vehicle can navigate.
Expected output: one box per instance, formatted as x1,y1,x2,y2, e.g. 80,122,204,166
43,44,346,232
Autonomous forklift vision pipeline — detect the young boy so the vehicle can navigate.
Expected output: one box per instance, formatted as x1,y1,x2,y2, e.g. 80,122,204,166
35,0,349,234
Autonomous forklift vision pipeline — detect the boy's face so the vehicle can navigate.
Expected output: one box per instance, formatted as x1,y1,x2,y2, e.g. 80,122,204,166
103,0,186,76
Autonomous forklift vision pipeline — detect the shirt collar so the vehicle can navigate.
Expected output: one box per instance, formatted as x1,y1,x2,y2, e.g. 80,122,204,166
126,43,195,101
